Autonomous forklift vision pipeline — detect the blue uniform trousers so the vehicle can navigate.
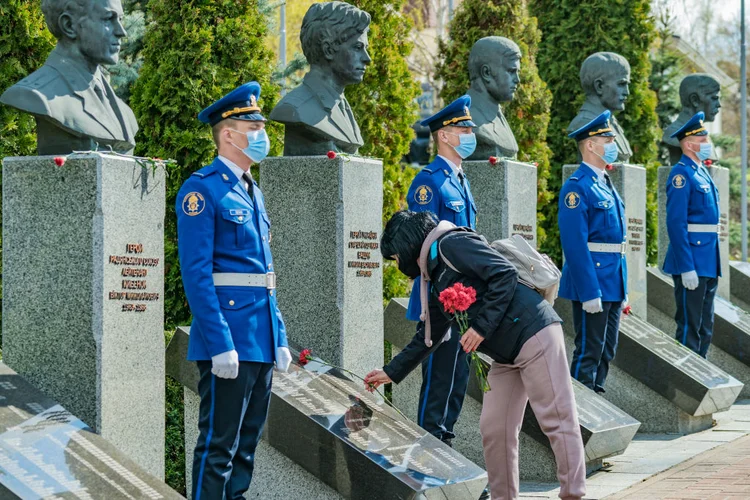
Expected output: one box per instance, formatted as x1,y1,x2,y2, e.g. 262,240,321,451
417,324,469,443
193,361,273,500
570,301,622,392
673,275,718,358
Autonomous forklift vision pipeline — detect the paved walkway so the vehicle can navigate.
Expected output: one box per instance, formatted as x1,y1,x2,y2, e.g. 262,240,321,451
606,433,750,499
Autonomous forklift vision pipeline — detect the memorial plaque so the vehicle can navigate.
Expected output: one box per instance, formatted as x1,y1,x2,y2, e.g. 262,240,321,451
384,299,639,479
0,363,180,499
260,156,384,378
463,159,537,244
730,261,750,313
657,166,730,300
168,327,487,500
563,163,647,316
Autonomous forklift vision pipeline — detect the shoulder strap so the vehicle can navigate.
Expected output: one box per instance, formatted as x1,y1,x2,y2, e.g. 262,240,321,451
435,229,475,274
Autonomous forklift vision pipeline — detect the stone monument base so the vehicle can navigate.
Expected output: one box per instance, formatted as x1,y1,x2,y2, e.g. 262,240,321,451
2,153,166,477
730,261,750,312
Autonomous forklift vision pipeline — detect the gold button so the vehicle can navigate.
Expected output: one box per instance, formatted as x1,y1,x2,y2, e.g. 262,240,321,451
229,300,235,306
262,236,266,241
270,291,274,296
268,263,272,269
596,262,601,267
697,241,701,245
238,216,243,221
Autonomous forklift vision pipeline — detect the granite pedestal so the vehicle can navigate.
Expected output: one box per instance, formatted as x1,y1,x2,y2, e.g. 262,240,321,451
463,159,537,243
168,327,487,500
0,363,180,499
730,261,750,312
2,153,165,477
384,299,640,481
556,298,742,433
563,163,648,316
260,156,384,377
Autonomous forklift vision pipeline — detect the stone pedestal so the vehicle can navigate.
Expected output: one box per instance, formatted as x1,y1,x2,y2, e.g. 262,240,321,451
168,328,487,500
730,261,750,311
563,163,647,316
463,159,537,244
0,363,179,498
260,156,384,377
657,165,730,300
2,154,165,477
384,299,640,481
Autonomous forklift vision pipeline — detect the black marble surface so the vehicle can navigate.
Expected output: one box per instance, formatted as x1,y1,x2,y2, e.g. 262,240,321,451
649,268,750,368
167,327,488,500
0,363,182,499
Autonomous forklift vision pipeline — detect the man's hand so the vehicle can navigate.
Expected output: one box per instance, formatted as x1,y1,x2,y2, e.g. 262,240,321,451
275,347,292,373
460,327,484,353
211,350,239,379
582,298,604,314
681,270,699,290
364,369,392,392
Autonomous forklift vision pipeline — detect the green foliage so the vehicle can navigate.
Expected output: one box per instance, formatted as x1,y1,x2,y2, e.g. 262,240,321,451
163,330,186,495
435,0,554,250
346,0,421,301
131,0,280,329
531,0,660,265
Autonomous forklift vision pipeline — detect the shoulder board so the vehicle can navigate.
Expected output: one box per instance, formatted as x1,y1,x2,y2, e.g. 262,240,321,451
568,175,581,182
191,164,218,178
420,162,440,174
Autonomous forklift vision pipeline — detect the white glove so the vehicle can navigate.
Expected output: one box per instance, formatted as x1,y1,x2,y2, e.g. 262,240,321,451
623,294,629,307
681,271,699,291
275,347,292,373
211,350,239,379
582,298,604,314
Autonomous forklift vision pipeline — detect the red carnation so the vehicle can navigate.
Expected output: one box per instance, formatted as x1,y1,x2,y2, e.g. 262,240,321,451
623,305,632,316
439,282,477,314
533,162,539,167
489,156,498,165
299,348,312,366
53,156,66,167
327,151,337,159
605,164,614,171
704,160,713,167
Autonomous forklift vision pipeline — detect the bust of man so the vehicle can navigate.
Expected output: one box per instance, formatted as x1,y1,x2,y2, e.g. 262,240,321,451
0,0,138,155
568,52,633,163
662,74,721,165
270,1,371,156
465,36,520,161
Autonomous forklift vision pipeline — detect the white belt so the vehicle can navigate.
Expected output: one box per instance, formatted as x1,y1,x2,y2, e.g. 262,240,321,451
687,224,719,233
588,242,627,254
213,272,276,289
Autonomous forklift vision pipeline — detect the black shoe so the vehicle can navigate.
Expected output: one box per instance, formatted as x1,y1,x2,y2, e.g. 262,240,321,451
478,485,490,500
441,437,453,448
594,386,606,394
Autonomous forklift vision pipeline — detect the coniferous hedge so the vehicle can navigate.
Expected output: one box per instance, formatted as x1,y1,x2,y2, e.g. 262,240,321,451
347,0,421,302
531,0,660,264
435,0,554,251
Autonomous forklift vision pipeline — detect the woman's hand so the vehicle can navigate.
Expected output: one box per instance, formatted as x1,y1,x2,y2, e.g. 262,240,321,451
460,327,484,353
364,369,392,392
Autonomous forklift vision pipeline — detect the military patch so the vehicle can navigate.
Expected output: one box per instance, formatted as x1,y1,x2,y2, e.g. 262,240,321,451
672,174,686,189
222,173,229,181
564,192,580,209
182,192,206,216
414,185,433,205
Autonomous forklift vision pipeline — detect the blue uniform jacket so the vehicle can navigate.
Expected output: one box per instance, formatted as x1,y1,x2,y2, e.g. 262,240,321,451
558,163,627,303
176,157,288,362
405,156,477,320
663,155,721,278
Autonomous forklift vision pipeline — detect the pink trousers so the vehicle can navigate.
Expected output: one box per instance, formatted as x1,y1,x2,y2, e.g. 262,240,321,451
479,323,586,500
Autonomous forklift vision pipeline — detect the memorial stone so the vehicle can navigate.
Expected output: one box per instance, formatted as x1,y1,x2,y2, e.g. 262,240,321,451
730,261,750,312
167,327,487,500
0,363,180,499
2,153,166,477
260,155,383,377
384,299,640,481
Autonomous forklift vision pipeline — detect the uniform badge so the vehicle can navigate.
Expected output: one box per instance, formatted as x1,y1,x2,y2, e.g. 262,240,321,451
182,191,206,216
222,173,229,181
414,185,433,205
564,192,580,209
672,174,686,189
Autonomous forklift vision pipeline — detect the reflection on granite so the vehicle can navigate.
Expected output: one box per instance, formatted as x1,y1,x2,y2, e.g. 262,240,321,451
167,327,487,500
0,363,181,499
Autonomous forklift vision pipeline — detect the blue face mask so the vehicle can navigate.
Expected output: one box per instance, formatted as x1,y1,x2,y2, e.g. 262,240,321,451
230,128,270,163
695,142,712,162
595,141,618,164
445,131,477,159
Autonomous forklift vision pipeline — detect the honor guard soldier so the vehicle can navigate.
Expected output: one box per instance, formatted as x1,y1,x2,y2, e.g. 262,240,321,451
663,112,720,358
176,82,292,499
559,110,627,393
403,95,477,445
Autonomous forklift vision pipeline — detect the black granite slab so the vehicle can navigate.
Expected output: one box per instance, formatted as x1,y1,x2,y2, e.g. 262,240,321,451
167,327,487,500
649,267,750,368
0,363,182,499
730,261,750,311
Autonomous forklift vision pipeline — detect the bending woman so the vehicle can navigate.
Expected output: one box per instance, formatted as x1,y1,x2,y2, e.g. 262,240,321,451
364,210,586,500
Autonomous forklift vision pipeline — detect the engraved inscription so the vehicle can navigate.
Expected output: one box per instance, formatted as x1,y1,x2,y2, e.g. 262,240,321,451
108,244,161,312
347,230,381,278
720,213,729,243
627,217,645,252
511,223,534,241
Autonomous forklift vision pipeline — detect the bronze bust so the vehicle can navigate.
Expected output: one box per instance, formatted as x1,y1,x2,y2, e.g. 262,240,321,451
0,0,138,155
465,36,521,161
270,1,371,156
